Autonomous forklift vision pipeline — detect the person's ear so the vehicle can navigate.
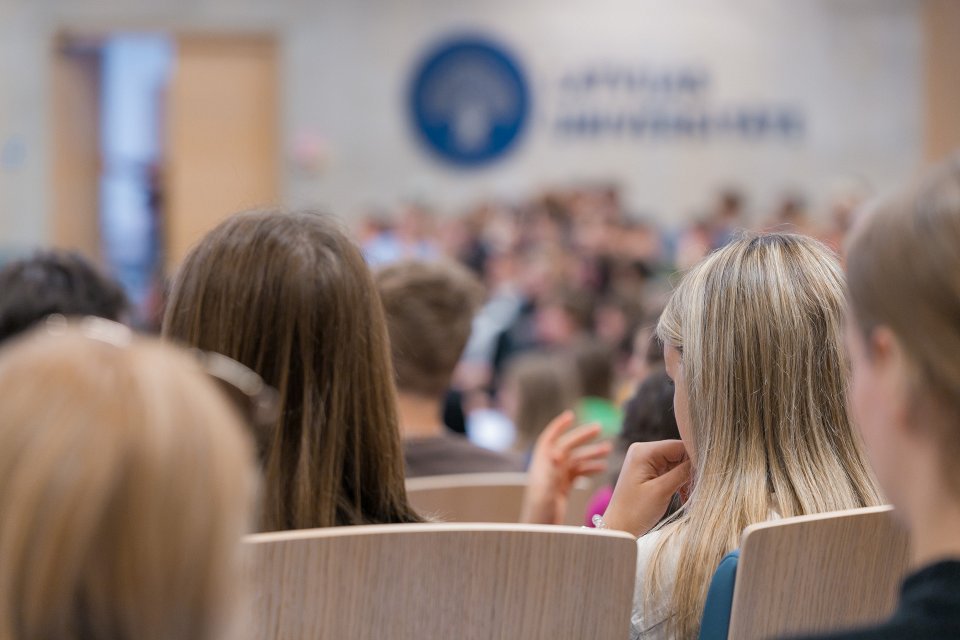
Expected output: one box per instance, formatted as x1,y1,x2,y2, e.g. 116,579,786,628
867,325,896,365
870,325,916,430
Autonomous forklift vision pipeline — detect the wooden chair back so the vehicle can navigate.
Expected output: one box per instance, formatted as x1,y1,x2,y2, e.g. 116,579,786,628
406,472,593,526
245,523,637,639
727,505,910,639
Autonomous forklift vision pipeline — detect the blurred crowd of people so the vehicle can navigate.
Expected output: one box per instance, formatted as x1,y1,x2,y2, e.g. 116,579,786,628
354,182,867,456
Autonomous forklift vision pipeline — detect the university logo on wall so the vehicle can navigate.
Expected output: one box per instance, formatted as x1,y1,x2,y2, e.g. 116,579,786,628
409,35,530,167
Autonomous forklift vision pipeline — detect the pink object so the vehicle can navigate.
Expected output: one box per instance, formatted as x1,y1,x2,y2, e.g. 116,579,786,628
585,485,614,526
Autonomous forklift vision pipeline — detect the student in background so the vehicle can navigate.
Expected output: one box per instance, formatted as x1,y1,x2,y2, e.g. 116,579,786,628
0,323,257,640
376,259,526,477
0,250,128,343
791,155,960,638
499,351,578,456
600,234,881,639
572,339,624,438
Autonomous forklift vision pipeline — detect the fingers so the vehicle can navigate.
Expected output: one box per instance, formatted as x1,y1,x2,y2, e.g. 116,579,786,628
629,439,687,461
572,459,608,478
555,421,602,453
570,441,613,464
650,459,692,495
539,410,575,445
625,440,688,473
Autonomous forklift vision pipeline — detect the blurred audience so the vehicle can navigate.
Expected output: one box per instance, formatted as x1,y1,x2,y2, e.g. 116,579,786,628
163,210,607,530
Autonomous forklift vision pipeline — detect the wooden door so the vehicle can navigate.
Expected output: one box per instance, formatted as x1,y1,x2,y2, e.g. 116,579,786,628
51,37,103,262
165,34,279,269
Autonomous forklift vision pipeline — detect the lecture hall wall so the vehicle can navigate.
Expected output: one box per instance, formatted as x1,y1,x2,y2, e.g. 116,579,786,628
0,0,955,255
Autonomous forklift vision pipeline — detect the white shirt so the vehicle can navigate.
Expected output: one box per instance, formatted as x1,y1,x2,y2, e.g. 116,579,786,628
630,528,678,640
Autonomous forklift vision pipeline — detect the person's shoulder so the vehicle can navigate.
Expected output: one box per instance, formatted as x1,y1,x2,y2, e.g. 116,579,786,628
440,432,526,470
405,431,525,476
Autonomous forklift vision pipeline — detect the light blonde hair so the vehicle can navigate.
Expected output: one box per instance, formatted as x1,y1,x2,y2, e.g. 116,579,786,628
652,233,881,639
847,156,960,496
0,327,257,640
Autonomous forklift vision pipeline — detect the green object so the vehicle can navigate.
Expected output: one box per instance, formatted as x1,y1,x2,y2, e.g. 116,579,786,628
576,397,623,439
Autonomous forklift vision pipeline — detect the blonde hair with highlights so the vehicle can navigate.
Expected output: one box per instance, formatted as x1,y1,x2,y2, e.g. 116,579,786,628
652,234,881,639
0,328,257,640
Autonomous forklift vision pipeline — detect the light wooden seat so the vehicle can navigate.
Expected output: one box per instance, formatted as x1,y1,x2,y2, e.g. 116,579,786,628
245,523,637,640
719,505,910,639
405,472,594,526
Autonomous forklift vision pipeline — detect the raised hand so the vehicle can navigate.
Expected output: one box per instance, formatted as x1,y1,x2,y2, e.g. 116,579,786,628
520,410,613,525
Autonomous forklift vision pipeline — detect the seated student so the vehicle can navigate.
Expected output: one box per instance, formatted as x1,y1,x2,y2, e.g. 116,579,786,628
571,338,625,438
376,260,526,477
0,322,257,640
599,234,881,639
0,250,128,342
790,155,960,638
500,350,578,455
164,210,608,529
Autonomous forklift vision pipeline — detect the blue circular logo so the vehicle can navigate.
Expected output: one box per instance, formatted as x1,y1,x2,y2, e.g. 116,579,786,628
410,36,530,167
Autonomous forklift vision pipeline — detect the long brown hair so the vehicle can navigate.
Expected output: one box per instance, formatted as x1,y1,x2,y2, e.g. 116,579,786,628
0,327,256,640
163,210,422,531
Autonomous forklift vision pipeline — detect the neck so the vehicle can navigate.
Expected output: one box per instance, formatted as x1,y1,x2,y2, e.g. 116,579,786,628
396,392,446,439
908,484,960,568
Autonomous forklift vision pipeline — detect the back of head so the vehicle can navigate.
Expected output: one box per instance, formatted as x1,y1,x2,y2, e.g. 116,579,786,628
502,351,578,450
0,251,128,343
571,338,616,399
376,259,485,398
0,325,255,640
620,368,680,446
163,210,420,531
847,156,960,496
653,233,880,638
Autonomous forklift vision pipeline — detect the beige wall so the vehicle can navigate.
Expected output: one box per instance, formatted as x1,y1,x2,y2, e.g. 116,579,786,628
0,0,936,255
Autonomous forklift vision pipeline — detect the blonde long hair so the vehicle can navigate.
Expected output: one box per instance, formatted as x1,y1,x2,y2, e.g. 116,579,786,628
0,327,257,640
651,234,881,639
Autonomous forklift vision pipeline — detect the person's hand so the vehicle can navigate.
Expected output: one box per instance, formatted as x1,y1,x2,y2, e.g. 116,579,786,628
520,410,613,525
602,440,691,537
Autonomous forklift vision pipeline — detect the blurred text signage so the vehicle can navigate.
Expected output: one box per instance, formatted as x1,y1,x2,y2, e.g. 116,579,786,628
409,34,806,168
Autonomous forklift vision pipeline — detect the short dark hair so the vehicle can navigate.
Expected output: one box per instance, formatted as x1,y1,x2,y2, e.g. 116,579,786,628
0,251,128,343
376,260,485,398
621,368,680,445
